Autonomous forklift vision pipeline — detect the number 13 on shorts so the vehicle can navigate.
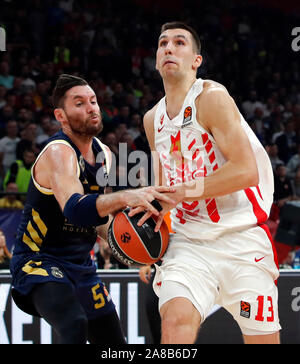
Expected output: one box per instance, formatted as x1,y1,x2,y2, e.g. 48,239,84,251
255,295,274,322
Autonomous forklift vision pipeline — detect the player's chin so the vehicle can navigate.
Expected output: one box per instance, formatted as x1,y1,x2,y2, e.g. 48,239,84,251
161,68,180,78
86,122,103,136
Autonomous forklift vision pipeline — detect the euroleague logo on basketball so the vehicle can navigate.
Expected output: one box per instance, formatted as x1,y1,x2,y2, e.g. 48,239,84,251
121,232,131,243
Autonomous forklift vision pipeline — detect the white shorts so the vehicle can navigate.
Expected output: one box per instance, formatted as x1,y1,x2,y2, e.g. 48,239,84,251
153,225,281,335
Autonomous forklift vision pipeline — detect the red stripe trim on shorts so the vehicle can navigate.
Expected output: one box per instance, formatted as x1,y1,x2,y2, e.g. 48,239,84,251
258,223,279,285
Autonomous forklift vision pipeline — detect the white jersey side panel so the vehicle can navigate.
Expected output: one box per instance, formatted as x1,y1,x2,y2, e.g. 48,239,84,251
154,78,274,240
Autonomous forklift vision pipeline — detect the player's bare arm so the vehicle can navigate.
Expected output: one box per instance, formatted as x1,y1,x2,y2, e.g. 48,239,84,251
34,143,84,209
174,85,259,201
35,142,176,222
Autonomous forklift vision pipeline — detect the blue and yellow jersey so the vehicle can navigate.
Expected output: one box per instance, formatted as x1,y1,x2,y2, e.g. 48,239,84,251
13,130,110,262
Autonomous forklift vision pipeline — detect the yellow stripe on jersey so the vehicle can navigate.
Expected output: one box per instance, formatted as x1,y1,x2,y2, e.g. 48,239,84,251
32,208,47,236
31,180,54,195
22,233,40,252
22,260,49,276
90,185,99,191
27,221,43,245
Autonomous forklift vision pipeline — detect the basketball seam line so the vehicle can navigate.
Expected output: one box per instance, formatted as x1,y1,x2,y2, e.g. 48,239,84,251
124,212,161,262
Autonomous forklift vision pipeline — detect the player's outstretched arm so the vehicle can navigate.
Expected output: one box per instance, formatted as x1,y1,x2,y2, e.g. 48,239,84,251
37,143,176,225
95,185,176,218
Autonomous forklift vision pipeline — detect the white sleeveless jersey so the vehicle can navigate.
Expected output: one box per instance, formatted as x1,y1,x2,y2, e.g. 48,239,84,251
154,78,274,240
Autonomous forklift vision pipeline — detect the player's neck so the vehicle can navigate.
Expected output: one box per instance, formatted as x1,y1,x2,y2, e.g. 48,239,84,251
62,127,95,164
163,76,196,120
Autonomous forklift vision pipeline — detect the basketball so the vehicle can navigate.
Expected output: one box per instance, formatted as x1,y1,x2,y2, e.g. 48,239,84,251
107,207,170,266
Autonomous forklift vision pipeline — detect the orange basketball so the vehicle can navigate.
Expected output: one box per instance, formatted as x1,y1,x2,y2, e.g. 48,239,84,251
107,208,170,266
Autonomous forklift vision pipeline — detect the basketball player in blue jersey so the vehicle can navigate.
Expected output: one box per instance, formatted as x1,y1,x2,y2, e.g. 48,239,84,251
130,22,281,344
10,74,176,344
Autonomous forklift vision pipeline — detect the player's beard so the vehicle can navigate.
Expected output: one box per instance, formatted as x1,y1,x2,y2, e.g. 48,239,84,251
66,111,103,137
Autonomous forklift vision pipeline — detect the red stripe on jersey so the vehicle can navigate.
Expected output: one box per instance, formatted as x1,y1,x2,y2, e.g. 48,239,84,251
209,151,216,164
192,149,200,160
205,198,220,223
205,140,213,154
188,139,196,150
201,133,209,145
201,132,220,223
182,201,199,210
244,187,268,224
176,209,186,224
256,185,263,200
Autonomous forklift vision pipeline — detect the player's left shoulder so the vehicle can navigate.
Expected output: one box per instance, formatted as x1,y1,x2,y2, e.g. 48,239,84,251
197,80,236,114
196,80,240,132
198,79,231,104
202,79,229,94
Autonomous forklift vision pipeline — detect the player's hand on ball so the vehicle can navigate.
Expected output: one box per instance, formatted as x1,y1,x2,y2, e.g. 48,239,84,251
125,186,176,217
129,196,178,232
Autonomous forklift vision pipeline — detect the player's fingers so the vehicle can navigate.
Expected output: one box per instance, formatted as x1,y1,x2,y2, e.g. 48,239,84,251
144,198,161,216
146,274,151,284
155,186,176,193
154,214,164,232
128,206,144,217
129,198,159,217
139,270,149,284
150,199,163,212
152,191,176,205
137,210,153,226
140,275,149,284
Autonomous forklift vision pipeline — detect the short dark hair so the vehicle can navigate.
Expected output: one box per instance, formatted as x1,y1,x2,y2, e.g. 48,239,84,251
52,74,88,109
160,21,201,54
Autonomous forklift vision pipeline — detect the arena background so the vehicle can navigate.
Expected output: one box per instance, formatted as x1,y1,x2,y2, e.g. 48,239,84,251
0,0,300,344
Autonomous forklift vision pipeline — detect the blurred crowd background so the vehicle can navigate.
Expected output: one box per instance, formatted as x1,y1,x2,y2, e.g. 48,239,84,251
0,0,299,267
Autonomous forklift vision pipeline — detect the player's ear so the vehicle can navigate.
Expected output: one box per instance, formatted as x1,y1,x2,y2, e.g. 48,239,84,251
192,54,202,71
54,108,66,123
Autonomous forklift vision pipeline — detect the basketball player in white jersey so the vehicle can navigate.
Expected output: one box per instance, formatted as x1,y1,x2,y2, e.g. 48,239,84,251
129,22,281,344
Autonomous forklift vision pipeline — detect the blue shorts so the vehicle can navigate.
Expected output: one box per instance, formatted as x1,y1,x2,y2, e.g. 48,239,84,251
10,252,115,320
